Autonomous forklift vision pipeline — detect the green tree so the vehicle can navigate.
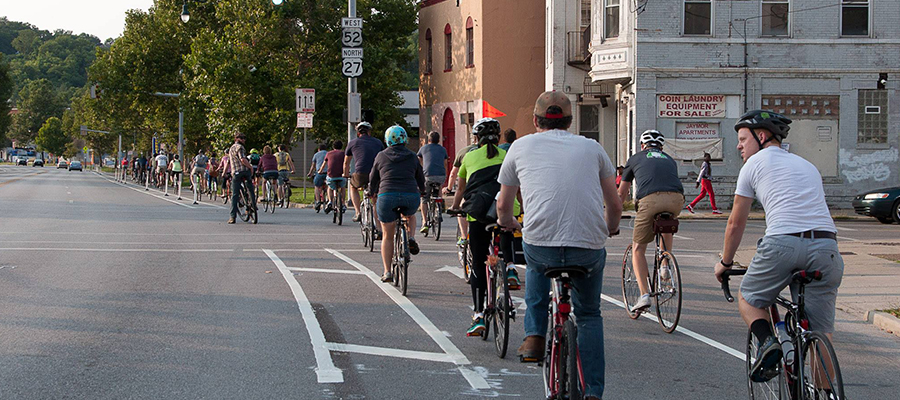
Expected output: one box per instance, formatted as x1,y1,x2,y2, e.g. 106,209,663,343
35,116,70,156
0,53,12,145
10,78,63,144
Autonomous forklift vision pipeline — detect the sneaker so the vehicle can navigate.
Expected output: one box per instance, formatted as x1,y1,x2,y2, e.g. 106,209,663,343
750,335,784,383
374,230,383,240
467,316,486,337
516,335,545,362
631,293,652,312
507,267,521,290
380,272,393,282
352,214,361,222
340,204,347,213
227,217,236,224
457,237,468,247
314,201,321,211
712,209,723,215
408,239,420,255
686,204,695,214
324,202,333,214
659,265,671,281
420,225,430,234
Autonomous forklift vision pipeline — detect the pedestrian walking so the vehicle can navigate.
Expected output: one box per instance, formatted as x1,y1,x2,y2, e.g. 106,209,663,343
687,152,721,214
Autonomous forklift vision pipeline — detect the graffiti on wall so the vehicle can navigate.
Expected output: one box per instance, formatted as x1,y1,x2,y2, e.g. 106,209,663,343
839,148,899,183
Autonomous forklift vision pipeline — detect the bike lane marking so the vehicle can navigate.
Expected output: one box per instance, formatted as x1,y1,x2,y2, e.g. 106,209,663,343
94,172,196,209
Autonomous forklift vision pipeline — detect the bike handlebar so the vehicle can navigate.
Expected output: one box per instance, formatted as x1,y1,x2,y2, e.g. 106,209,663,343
720,268,748,303
446,208,465,217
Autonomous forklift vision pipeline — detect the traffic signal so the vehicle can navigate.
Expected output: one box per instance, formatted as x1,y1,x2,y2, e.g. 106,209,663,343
362,109,374,124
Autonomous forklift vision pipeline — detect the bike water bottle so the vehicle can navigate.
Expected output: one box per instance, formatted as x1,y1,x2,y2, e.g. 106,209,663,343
775,321,794,364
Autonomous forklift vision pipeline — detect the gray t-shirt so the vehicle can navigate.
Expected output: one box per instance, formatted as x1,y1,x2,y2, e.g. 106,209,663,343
312,150,327,174
498,129,616,250
417,143,449,177
193,154,208,168
622,148,684,200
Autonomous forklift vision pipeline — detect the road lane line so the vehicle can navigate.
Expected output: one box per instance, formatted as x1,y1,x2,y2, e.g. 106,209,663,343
673,234,694,240
0,248,231,252
264,249,344,384
0,171,47,188
326,249,490,390
834,225,858,232
286,267,366,275
325,343,464,364
95,172,196,209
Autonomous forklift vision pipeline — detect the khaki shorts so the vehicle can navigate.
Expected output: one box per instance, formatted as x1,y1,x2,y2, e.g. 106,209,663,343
633,192,685,244
350,172,369,189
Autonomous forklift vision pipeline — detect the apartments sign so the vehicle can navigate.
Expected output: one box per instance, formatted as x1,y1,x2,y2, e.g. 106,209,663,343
658,95,726,118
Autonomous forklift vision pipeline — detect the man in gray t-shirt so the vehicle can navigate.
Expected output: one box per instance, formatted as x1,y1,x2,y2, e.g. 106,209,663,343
496,90,621,400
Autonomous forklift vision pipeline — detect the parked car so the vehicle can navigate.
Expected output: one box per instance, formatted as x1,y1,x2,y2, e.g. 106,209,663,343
57,161,68,169
852,186,900,224
68,160,83,171
32,159,44,167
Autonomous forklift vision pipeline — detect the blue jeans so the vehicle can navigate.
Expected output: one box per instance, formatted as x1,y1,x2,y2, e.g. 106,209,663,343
523,243,606,399
376,193,420,223
230,170,254,219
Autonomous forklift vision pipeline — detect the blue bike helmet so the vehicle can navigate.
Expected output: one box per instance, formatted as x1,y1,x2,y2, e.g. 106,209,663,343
385,125,408,147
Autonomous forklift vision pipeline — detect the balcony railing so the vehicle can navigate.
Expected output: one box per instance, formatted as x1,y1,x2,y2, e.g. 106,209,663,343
566,27,591,70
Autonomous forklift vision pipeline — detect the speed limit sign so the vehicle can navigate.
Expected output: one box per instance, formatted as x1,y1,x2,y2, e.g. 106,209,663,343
342,58,363,78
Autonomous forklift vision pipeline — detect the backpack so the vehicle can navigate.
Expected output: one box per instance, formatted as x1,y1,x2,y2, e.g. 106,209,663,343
461,164,502,224
250,153,260,164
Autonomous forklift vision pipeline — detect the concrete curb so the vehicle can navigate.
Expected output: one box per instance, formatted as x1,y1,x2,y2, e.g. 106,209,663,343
865,310,900,338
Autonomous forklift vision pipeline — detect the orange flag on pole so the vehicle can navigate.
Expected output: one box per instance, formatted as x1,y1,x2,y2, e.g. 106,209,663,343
483,100,507,118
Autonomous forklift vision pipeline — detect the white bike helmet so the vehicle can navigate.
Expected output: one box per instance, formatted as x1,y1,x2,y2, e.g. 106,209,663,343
640,130,665,148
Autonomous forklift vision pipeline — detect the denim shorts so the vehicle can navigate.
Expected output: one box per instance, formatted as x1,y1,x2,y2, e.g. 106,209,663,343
326,177,346,190
278,170,291,185
314,173,327,187
377,193,421,223
262,171,279,181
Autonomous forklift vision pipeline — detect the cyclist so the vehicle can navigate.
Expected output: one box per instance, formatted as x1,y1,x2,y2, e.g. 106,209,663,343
309,144,328,211
131,157,138,180
443,133,478,247
449,118,521,337
249,148,261,184
169,154,184,195
207,152,219,196
319,140,346,214
259,145,279,204
497,91,620,400
498,128,516,151
154,152,168,189
617,129,685,312
344,121,385,223
191,149,209,203
275,144,295,206
219,152,232,201
714,110,843,383
368,125,425,282
227,133,255,224
416,131,449,235
137,154,147,183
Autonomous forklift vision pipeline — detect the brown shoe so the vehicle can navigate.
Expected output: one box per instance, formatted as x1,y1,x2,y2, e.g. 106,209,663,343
516,335,544,362
227,217,236,224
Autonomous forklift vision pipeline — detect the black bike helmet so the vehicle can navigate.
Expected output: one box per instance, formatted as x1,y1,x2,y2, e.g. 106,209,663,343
734,110,792,147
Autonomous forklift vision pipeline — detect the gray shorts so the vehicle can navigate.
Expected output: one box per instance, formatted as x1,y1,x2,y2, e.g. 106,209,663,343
425,175,446,185
740,235,844,333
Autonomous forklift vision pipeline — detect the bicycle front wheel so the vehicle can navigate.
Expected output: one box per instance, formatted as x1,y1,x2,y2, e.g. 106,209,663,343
621,244,641,320
800,331,844,400
654,251,682,333
492,266,511,358
747,330,786,400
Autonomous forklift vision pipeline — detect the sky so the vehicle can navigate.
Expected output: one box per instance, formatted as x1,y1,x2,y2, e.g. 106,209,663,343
2,0,156,41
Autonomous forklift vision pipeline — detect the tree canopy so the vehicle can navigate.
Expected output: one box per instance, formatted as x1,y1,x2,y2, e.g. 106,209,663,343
35,116,68,156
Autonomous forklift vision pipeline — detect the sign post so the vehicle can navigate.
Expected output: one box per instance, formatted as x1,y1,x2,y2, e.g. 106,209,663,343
296,88,316,202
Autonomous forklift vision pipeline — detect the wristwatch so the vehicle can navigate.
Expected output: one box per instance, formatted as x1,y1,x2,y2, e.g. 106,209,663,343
719,258,734,268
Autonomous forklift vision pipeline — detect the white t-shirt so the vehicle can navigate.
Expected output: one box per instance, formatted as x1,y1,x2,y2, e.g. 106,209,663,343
155,154,168,169
735,147,836,236
498,129,616,250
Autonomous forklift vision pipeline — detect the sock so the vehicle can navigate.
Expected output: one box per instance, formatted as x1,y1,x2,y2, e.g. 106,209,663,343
751,319,773,344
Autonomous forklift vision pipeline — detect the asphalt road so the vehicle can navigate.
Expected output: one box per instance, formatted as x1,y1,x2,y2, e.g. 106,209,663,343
0,166,898,399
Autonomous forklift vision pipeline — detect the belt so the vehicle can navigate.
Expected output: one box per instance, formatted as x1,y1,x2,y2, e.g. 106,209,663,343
786,230,836,240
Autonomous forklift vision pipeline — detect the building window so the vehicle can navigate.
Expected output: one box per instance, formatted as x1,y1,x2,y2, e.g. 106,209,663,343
684,0,711,35
604,0,619,39
761,0,790,36
858,90,888,144
465,17,474,67
579,105,600,142
842,0,869,36
444,24,452,72
425,29,433,74
581,0,592,29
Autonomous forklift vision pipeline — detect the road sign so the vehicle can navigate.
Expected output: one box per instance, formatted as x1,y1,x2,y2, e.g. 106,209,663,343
342,48,363,58
295,88,316,113
80,125,87,136
296,113,313,129
341,28,362,47
341,58,363,78
341,18,363,29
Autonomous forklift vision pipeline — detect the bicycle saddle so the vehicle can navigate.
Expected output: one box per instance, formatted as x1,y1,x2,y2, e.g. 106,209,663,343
544,266,588,279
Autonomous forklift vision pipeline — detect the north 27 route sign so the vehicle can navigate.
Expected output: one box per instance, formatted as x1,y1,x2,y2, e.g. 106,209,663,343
342,58,363,78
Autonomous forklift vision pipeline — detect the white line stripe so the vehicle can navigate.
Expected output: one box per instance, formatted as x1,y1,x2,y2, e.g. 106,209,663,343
325,342,464,363
326,249,490,391
286,267,366,275
834,226,858,232
599,294,745,360
0,232,362,237
264,250,343,383
0,248,232,252
673,234,695,241
96,173,197,209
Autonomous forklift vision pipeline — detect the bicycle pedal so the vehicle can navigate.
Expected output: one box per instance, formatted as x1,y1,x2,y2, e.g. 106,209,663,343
519,355,541,363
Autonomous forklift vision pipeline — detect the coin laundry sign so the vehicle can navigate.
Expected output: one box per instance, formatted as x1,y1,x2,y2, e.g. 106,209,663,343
658,95,726,118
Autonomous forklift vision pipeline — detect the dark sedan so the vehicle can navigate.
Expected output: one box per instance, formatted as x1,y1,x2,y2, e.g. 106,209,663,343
852,187,900,224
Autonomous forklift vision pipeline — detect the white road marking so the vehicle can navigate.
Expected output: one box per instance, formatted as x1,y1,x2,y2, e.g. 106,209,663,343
325,343,464,364
0,248,232,252
436,265,466,279
834,226,858,232
286,267,366,275
264,250,344,383
511,295,526,311
673,234,694,240
747,223,768,229
326,249,490,390
95,172,201,209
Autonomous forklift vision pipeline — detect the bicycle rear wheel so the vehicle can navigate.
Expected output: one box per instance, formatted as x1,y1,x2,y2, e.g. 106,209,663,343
747,330,786,400
621,244,641,319
238,190,249,222
492,266,511,358
563,320,581,400
800,331,844,400
263,183,270,213
433,202,443,241
399,227,409,296
654,251,682,333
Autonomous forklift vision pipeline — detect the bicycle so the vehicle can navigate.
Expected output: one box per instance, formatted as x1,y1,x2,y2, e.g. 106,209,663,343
360,194,377,252
190,170,205,203
262,177,277,214
446,193,473,284
622,212,683,333
721,266,845,400
482,224,516,358
390,207,411,296
540,265,588,400
332,186,346,225
236,177,258,224
279,175,291,208
208,175,218,200
421,182,444,241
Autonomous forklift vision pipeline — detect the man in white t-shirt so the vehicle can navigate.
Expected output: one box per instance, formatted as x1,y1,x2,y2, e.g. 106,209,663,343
497,91,621,400
715,110,844,384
